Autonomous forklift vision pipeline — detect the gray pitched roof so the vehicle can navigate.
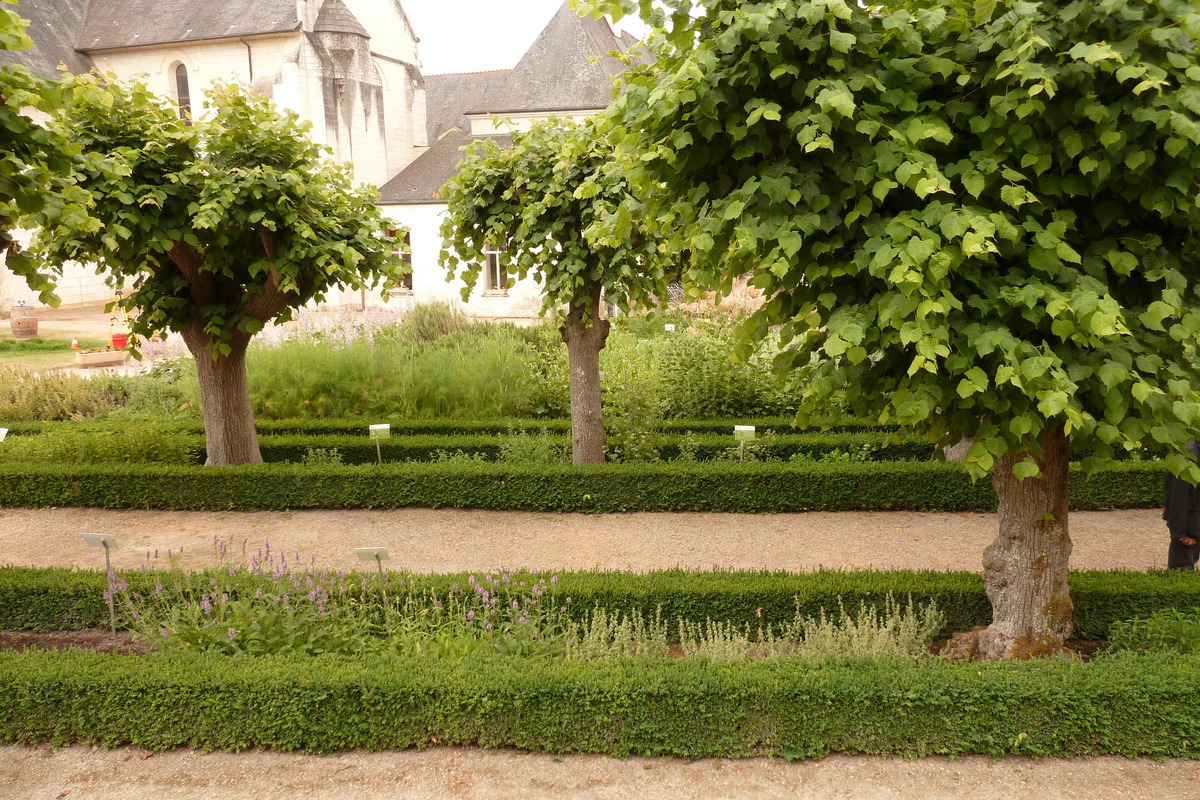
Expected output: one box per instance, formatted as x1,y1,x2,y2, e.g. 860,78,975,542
423,69,511,143
313,0,368,38
384,2,646,204
378,130,511,205
0,0,93,76
79,0,299,51
497,1,644,113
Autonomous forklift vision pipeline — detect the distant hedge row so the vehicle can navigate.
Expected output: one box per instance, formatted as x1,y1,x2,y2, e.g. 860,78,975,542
3,416,867,438
251,430,932,464
0,430,936,465
4,566,1195,640
2,649,1197,758
0,460,1162,513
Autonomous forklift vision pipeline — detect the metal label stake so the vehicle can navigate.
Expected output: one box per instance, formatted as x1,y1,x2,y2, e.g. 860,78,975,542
82,533,119,635
369,424,390,465
354,547,391,618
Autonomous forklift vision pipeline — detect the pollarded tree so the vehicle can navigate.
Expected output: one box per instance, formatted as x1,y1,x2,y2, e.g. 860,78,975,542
20,75,407,465
592,0,1200,656
0,0,77,288
439,119,668,463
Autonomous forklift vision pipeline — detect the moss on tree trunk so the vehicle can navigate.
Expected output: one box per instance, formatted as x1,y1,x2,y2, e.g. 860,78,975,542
977,425,1073,659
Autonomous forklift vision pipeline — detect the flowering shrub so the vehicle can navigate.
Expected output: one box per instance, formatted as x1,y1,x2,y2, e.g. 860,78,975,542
113,540,572,658
110,540,941,664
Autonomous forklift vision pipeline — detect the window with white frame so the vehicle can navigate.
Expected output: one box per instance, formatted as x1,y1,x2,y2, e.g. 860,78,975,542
483,243,507,295
387,229,413,292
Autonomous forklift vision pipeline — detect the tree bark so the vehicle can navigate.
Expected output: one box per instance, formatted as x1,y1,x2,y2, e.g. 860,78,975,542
560,285,610,464
943,436,974,462
977,425,1073,659
181,323,263,466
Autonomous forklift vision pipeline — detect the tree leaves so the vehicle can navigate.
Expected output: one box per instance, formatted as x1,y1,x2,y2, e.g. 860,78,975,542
439,119,669,324
591,0,1200,480
22,75,406,353
0,0,79,305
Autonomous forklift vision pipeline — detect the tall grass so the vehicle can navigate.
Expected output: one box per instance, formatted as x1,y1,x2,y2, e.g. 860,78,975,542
2,304,803,424
243,308,545,419
0,365,134,421
236,304,799,421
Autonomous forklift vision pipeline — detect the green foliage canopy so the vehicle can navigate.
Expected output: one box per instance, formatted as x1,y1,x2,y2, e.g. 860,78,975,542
20,74,406,354
0,0,76,285
591,0,1200,480
439,119,667,322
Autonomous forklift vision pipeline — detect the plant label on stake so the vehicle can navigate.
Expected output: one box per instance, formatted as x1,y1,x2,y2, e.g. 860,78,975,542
369,424,390,464
354,547,391,617
0,428,7,442
82,533,119,635
734,425,755,462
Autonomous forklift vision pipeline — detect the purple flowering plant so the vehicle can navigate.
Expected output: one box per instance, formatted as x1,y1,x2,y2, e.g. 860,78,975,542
112,540,572,658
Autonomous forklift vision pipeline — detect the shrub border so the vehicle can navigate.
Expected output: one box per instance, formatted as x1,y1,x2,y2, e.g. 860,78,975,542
1,649,1196,758
0,460,1163,513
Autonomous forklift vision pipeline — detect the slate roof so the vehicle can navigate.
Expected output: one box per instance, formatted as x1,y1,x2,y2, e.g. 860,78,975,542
378,130,510,205
0,0,93,76
496,1,647,114
79,0,299,51
312,0,368,38
380,1,646,205
0,0,301,74
423,69,511,144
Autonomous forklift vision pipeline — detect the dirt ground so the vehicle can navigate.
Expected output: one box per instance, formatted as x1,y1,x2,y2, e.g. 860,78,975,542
0,507,1173,575
1,506,1196,798
2,745,1199,800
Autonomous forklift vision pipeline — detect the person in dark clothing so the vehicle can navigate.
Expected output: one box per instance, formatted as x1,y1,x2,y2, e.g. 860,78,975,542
1163,439,1200,570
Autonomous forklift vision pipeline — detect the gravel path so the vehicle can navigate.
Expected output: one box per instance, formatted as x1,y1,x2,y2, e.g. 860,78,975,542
0,507,1171,574
3,746,1199,800
0,506,1189,799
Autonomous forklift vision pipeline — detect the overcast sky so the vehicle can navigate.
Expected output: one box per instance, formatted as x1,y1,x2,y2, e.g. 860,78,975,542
404,1,648,75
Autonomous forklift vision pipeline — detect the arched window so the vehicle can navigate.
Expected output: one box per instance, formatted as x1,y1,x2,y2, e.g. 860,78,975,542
174,63,191,119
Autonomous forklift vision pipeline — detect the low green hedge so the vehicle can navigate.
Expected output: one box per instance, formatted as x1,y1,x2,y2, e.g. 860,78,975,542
4,566,1197,640
247,431,932,465
1,649,1196,757
0,460,1164,512
1,416,841,438
1,426,920,465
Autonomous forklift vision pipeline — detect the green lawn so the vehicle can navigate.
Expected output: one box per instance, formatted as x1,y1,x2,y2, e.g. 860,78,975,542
0,335,110,370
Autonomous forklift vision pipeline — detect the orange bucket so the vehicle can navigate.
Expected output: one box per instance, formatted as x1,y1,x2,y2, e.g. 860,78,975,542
110,332,128,350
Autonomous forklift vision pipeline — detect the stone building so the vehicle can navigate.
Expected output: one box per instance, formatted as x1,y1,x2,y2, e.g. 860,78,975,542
0,0,642,319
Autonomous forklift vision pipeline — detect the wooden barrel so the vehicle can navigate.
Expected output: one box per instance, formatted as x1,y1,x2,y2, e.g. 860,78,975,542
9,306,37,339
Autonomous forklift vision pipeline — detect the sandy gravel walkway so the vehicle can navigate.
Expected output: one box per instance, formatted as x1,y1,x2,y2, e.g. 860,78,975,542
0,506,1190,799
2,745,1198,800
0,507,1172,574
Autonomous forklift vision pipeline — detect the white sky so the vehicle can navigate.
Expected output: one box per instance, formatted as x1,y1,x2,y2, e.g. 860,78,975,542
404,1,649,75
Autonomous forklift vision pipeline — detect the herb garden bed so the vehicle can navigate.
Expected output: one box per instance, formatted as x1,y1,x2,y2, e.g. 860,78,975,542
3,562,1198,758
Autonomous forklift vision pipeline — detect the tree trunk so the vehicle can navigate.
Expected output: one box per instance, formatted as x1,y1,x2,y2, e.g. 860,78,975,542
943,436,974,462
181,324,263,466
560,285,610,464
977,425,1073,659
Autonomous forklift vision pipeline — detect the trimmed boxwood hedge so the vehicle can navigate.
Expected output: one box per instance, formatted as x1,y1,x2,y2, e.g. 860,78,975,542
1,649,1197,758
2,416,846,438
245,431,932,465
4,566,1197,640
0,459,1163,512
